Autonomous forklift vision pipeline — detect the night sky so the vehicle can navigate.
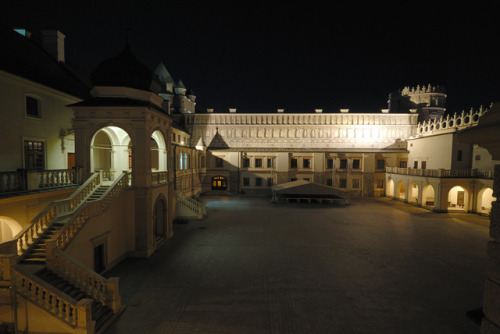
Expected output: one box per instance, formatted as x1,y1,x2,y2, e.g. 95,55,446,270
2,1,500,114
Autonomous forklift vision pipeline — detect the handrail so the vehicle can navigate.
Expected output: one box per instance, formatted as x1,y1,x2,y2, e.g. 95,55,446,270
46,246,121,313
12,267,93,329
16,203,57,256
177,192,206,217
386,166,494,179
53,172,101,217
51,206,89,251
99,172,130,211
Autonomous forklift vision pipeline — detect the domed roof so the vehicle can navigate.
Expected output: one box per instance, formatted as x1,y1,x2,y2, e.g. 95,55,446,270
91,43,153,91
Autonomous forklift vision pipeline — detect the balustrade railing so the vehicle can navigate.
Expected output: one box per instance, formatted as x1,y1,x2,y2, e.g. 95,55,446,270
51,206,89,251
16,203,57,256
37,169,77,189
46,246,121,313
12,267,93,329
0,171,24,193
152,171,168,186
386,167,494,179
177,192,206,218
53,172,100,217
99,172,130,211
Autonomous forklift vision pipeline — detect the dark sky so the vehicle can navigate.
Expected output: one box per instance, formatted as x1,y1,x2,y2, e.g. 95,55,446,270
2,1,500,113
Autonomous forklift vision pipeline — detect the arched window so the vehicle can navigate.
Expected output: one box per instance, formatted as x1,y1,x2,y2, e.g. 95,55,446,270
183,153,188,170
179,153,183,170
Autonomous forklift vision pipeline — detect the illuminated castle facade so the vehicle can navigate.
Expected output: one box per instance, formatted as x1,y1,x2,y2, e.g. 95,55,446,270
0,25,498,333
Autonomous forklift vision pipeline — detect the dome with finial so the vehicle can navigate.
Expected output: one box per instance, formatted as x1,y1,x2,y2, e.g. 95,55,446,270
91,42,153,91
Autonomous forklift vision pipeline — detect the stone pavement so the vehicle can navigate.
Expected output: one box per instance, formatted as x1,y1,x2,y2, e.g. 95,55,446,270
104,196,490,334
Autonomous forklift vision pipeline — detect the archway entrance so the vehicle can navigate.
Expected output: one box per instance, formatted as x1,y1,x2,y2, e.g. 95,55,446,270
0,216,22,242
408,182,419,204
91,126,131,181
422,184,435,209
386,179,394,197
211,176,227,190
448,186,468,212
396,181,406,200
477,187,495,215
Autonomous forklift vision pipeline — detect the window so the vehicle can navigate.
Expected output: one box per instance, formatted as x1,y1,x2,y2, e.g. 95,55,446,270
290,158,298,169
243,158,250,168
399,161,407,168
339,179,347,188
303,158,311,169
267,178,273,187
215,157,223,168
376,159,385,170
352,179,360,188
327,178,333,186
172,133,176,142
475,155,481,161
255,178,262,186
352,159,360,169
457,150,463,161
255,158,263,168
376,179,384,189
413,161,418,169
26,96,41,118
327,158,334,169
340,159,347,169
421,161,427,169
24,140,45,170
267,158,274,168
243,177,250,186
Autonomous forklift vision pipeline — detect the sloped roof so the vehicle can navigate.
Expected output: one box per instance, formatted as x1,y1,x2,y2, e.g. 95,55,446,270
273,180,346,199
208,129,229,150
0,24,91,98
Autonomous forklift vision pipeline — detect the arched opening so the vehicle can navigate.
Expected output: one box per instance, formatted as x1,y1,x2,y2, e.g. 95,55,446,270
153,196,167,241
422,184,435,208
477,187,496,215
448,185,469,212
151,130,167,171
0,216,22,242
91,126,131,181
386,178,394,197
396,181,406,201
408,182,419,204
211,176,227,190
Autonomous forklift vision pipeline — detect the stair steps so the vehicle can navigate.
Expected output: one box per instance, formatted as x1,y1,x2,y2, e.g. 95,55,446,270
35,268,114,330
86,186,110,202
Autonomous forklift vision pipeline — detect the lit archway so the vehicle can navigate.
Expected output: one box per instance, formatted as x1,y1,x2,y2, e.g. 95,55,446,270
91,126,131,181
477,187,496,214
396,181,406,200
0,216,22,242
422,184,435,208
408,182,419,204
151,130,167,171
386,178,394,197
448,185,469,212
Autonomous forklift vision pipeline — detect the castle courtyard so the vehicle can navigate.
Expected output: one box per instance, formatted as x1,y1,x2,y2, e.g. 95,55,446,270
104,196,490,334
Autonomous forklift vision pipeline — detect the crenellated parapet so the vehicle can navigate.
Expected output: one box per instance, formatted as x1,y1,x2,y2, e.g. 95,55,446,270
400,84,446,95
415,104,491,137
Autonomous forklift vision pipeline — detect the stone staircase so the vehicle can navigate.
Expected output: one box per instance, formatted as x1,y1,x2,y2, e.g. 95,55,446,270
86,185,110,202
19,218,68,264
36,267,114,330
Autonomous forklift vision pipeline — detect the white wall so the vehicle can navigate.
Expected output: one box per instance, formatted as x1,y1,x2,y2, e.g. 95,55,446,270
408,133,453,169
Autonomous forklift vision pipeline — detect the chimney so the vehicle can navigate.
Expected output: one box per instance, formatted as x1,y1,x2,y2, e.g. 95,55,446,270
229,108,237,113
207,108,214,113
381,109,389,113
277,109,284,113
41,30,65,63
340,109,349,113
315,109,323,113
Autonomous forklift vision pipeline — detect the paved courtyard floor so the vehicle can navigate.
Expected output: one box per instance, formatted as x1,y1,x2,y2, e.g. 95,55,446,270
104,196,490,334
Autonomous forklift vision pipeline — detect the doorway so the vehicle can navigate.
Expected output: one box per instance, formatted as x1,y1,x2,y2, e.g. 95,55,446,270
211,176,227,190
94,244,105,273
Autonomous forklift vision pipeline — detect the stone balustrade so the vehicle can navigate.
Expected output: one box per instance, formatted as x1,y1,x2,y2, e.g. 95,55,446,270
151,171,168,186
52,207,89,251
177,192,206,219
17,203,57,256
46,246,121,313
99,172,130,211
0,168,80,195
386,166,494,179
12,267,93,329
53,172,100,217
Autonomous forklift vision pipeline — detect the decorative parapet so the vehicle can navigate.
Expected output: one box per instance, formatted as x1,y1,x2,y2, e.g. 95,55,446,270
0,168,81,195
151,171,168,186
415,105,490,137
386,166,494,179
53,172,100,217
176,192,206,219
400,84,446,95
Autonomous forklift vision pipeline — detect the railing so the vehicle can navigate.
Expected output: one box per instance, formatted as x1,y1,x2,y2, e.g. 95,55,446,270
51,206,89,251
99,172,130,211
177,192,206,218
53,172,100,217
12,267,93,330
151,171,168,186
0,171,25,193
46,246,121,313
37,169,78,189
16,203,57,256
386,167,494,179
